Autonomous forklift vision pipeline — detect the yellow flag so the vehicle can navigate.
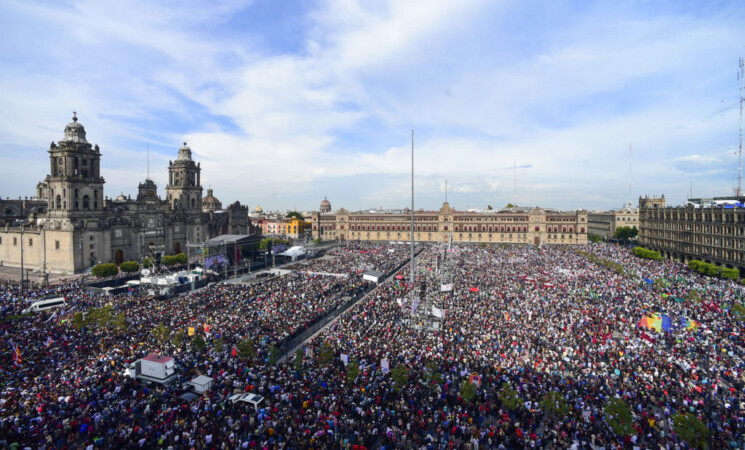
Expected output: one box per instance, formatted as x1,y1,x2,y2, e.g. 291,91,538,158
188,327,195,336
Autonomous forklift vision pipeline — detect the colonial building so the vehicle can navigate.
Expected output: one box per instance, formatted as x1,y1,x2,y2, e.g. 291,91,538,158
587,206,639,239
638,194,745,276
254,216,309,239
311,199,588,245
0,114,248,274
202,189,252,237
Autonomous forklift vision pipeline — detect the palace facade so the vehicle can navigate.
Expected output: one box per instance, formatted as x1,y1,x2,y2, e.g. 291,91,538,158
587,207,639,239
311,200,589,246
638,194,745,276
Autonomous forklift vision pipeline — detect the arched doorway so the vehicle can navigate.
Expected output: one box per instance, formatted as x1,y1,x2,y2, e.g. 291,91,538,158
174,242,181,254
115,249,124,265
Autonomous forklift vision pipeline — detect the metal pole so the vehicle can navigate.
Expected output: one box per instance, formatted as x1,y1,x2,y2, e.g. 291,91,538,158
41,224,48,288
410,129,415,287
20,223,24,294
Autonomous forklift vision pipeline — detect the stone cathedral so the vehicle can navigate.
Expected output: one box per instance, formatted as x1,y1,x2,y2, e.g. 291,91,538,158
0,114,249,274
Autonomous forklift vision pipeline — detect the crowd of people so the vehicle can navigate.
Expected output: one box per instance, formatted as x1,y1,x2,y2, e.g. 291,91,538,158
0,241,743,449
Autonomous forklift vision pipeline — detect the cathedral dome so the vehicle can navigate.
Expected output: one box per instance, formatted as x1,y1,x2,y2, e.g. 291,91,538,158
254,205,263,213
320,196,331,213
202,188,222,212
60,112,88,143
177,142,193,161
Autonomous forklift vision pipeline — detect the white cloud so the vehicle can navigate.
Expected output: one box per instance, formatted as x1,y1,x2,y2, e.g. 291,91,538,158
1,0,744,211
674,154,722,165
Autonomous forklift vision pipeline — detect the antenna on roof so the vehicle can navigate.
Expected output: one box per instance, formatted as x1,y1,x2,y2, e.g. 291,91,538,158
410,130,415,287
513,158,517,207
738,57,744,197
629,143,632,207
147,143,150,181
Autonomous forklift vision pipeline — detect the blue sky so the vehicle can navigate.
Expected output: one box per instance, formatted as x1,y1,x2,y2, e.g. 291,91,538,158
1,0,743,212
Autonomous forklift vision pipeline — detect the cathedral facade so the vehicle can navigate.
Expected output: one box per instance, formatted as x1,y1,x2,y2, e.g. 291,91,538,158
0,114,246,274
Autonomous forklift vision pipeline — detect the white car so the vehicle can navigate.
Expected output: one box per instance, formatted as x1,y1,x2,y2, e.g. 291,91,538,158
228,393,265,409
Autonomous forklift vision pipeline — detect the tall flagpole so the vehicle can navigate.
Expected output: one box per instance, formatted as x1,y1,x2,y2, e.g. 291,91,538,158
410,130,415,287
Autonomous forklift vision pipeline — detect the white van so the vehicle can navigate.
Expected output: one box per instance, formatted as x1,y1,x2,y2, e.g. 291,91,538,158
22,297,67,314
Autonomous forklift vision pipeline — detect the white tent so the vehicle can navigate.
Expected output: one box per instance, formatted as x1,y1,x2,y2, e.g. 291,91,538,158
279,246,307,261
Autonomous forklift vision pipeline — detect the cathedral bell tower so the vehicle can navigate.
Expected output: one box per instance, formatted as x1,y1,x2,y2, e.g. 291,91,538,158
45,113,105,218
166,142,202,212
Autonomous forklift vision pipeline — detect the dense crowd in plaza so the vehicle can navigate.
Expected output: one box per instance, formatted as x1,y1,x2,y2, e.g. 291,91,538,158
1,241,744,449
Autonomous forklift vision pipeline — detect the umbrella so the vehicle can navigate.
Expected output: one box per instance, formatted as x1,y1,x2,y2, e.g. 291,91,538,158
396,275,404,280
470,287,479,293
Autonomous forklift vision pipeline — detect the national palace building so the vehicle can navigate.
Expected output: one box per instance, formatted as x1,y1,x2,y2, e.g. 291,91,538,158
638,194,745,276
311,199,589,246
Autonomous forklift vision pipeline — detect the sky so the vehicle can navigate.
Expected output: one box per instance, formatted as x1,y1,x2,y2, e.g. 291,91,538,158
1,0,744,213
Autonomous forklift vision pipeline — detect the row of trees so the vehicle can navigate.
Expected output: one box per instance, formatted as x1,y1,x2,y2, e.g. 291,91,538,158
632,246,661,260
688,260,740,280
90,253,189,278
496,385,706,446
576,249,634,278
587,226,638,243
304,345,705,447
258,238,290,251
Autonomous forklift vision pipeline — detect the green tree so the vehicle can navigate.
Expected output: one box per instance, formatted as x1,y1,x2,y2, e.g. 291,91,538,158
460,381,477,403
540,391,569,418
604,397,635,437
721,268,739,280
73,312,84,330
320,343,335,366
687,289,701,303
424,361,442,385
259,238,290,251
313,237,322,244
268,346,280,365
213,337,225,353
587,233,603,243
91,263,118,278
487,205,493,210
237,339,256,360
119,261,140,273
614,226,638,240
732,303,745,318
347,360,360,384
87,305,115,331
391,365,409,392
286,211,304,220
172,329,185,348
113,312,127,334
192,335,206,353
673,413,707,449
294,349,304,372
498,385,523,411
506,203,516,208
161,255,177,267
654,278,666,290
174,253,188,265
152,323,170,346
143,257,154,269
